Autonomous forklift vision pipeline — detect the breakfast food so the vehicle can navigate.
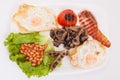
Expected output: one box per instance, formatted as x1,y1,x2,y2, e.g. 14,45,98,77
78,10,111,47
78,10,98,34
93,30,111,47
4,32,57,77
69,40,106,68
20,42,47,66
57,9,77,26
49,50,69,70
48,51,64,56
50,26,88,49
4,4,111,78
13,4,57,33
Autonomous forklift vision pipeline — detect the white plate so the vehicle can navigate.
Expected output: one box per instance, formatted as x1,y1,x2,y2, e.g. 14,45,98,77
9,1,110,77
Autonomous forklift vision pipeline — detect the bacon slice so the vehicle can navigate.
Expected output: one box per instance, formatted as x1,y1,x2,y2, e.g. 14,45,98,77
78,10,111,47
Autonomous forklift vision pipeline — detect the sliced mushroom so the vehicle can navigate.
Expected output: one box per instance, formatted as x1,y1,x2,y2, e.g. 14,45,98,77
64,26,79,32
53,41,61,47
50,26,88,49
80,36,88,43
66,32,70,41
72,28,84,45
56,29,65,37
72,38,80,46
61,31,67,41
54,30,62,40
50,30,56,39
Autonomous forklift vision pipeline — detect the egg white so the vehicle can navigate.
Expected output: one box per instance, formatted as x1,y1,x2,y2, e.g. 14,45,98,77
70,40,106,69
14,5,57,32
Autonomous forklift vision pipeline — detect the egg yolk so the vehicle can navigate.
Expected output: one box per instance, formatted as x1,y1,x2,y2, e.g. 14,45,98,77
85,53,97,66
31,17,41,27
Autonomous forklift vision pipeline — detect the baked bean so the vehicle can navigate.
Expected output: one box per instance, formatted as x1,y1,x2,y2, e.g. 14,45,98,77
20,42,47,67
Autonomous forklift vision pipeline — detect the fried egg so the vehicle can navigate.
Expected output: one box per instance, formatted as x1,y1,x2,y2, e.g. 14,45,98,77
13,4,57,33
70,40,106,69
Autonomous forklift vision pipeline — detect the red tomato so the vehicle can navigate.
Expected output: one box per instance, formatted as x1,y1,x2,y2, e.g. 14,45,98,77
57,9,77,26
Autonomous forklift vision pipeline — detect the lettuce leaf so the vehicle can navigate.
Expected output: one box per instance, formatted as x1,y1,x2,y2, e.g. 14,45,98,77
4,32,46,45
4,32,56,77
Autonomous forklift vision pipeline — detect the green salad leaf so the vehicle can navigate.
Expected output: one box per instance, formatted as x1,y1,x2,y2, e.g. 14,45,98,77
4,32,56,77
4,32,46,45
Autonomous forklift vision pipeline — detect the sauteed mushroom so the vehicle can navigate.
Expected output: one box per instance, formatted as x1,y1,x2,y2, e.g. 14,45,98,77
50,26,88,49
72,28,84,45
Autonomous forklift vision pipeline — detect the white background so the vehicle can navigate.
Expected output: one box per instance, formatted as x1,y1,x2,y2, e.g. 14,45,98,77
0,0,120,80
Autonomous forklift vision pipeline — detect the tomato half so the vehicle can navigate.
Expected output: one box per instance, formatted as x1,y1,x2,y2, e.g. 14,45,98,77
57,9,77,26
